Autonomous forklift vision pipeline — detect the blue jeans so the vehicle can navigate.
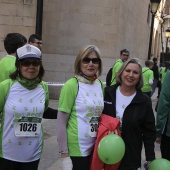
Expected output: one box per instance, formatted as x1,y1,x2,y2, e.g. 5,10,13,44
151,79,158,97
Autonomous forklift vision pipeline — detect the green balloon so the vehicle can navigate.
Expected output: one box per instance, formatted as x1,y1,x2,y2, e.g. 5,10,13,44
149,158,170,170
97,134,125,164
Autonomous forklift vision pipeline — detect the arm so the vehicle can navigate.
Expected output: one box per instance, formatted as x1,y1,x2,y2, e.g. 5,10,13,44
143,97,156,161
56,78,77,169
43,107,58,119
57,111,70,156
149,70,154,85
111,60,122,85
57,111,73,170
156,70,170,136
149,79,153,85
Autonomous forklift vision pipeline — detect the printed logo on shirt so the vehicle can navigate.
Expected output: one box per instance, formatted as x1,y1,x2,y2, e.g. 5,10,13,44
104,101,112,104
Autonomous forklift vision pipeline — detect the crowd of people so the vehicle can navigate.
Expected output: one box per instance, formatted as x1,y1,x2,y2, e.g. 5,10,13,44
0,32,169,170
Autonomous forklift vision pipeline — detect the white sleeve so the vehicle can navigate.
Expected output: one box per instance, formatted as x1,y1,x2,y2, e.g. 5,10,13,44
149,79,153,85
56,111,70,153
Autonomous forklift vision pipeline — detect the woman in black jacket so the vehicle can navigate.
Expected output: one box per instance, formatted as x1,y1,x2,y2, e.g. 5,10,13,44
103,58,156,170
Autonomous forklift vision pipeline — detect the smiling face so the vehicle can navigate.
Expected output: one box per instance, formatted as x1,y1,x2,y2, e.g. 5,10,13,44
121,63,140,89
20,58,41,80
80,51,100,77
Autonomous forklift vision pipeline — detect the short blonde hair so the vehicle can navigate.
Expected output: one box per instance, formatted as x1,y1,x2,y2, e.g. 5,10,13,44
74,45,102,76
116,58,144,90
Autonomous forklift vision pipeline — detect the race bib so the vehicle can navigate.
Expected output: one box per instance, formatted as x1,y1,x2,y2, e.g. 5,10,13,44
88,116,100,137
15,117,42,137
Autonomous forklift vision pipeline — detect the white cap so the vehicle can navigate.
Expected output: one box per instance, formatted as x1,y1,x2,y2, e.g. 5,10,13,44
16,44,41,60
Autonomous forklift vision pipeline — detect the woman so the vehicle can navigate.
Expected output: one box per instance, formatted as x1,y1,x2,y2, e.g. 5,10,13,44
103,58,156,170
57,45,104,170
0,44,49,170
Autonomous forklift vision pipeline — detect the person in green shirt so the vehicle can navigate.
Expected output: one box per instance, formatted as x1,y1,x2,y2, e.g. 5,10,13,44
28,34,43,51
106,49,130,86
0,33,27,83
156,69,170,161
141,60,154,97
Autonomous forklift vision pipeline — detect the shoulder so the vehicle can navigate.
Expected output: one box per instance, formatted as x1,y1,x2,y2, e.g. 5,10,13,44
65,77,78,86
61,77,78,93
0,79,16,86
0,79,16,96
136,90,151,103
40,81,48,89
105,84,118,93
116,59,122,64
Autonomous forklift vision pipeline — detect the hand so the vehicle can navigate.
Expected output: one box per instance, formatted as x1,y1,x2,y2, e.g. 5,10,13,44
143,161,151,170
61,157,73,170
108,129,118,135
156,136,161,144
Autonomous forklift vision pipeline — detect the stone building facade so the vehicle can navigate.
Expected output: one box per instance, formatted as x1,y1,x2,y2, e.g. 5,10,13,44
0,0,166,99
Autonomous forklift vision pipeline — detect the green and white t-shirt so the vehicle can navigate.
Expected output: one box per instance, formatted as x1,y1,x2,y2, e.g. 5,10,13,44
58,78,104,156
141,67,154,92
0,79,49,162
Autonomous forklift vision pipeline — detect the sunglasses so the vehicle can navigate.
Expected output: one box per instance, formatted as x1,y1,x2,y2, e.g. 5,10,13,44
82,57,101,64
20,59,41,67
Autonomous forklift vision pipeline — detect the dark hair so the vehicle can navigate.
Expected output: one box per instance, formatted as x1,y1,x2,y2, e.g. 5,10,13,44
3,33,27,54
28,34,42,43
9,60,45,82
120,49,129,55
153,57,157,62
145,60,153,67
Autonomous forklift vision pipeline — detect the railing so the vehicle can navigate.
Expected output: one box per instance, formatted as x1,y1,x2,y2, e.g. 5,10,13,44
46,82,65,86
46,81,106,86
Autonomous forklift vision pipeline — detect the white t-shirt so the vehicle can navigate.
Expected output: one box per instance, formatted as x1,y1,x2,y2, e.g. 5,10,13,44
116,86,136,127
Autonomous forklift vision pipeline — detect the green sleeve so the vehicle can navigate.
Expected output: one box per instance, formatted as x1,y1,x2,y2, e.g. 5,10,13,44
0,79,11,112
40,81,49,111
156,70,170,136
0,56,16,83
111,59,122,85
58,78,78,114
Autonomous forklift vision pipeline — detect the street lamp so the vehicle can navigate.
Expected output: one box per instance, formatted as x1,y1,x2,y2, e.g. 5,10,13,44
148,0,161,60
165,27,170,54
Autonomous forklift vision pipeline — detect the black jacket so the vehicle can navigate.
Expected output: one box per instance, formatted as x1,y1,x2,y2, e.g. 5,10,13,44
152,63,159,80
103,84,156,170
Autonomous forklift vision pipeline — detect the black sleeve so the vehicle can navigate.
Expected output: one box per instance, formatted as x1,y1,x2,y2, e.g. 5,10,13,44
152,65,159,80
43,107,58,119
143,97,156,161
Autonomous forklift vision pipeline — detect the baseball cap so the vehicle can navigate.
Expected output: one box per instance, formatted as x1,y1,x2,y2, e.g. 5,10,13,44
16,44,41,60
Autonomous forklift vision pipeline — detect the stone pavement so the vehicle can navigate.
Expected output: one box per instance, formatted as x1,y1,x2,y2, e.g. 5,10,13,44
38,89,161,170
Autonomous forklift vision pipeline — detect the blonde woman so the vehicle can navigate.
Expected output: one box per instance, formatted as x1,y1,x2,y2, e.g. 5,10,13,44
57,45,104,170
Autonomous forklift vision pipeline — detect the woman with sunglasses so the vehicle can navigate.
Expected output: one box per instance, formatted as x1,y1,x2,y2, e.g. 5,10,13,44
57,45,104,170
0,44,49,170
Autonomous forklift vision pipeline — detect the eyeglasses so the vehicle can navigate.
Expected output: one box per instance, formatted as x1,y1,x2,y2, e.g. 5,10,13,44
21,59,41,67
82,57,101,64
33,42,43,45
